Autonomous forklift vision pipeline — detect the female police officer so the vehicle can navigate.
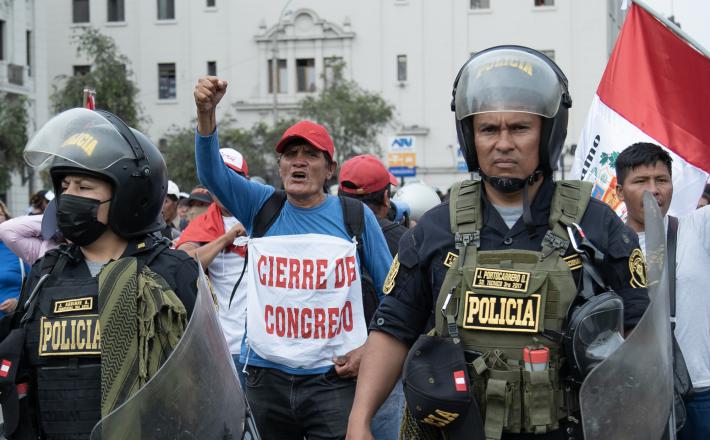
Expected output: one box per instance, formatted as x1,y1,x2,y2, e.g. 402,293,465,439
2,108,198,439
347,46,649,440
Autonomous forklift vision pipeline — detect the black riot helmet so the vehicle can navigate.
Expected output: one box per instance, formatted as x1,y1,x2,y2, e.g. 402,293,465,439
24,108,168,238
451,45,572,176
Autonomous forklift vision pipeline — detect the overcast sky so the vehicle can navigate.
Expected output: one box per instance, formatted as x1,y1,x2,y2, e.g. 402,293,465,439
642,0,710,52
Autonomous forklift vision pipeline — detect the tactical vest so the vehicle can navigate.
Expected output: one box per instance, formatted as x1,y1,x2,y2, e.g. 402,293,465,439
434,179,593,439
24,265,102,439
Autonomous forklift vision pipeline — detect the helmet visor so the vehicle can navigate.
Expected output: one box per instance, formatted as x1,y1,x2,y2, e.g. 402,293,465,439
454,48,564,121
24,108,135,171
572,294,625,376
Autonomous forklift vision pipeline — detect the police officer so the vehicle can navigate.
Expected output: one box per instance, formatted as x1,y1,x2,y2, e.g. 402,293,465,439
346,46,649,440
1,108,198,439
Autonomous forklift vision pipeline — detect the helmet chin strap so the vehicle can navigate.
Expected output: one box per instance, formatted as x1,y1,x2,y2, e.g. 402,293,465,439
481,169,544,238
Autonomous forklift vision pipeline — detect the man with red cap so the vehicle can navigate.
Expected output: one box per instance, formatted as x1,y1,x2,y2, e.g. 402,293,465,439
176,148,250,386
193,77,392,439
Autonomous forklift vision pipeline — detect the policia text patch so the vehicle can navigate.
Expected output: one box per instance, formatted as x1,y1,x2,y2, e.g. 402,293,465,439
463,292,541,332
39,315,101,356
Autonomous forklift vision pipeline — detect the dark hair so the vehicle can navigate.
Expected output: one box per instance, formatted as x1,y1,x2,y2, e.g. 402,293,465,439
615,142,673,185
338,185,389,208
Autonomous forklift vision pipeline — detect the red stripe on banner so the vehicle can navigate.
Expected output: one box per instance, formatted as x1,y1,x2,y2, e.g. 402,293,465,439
597,3,710,172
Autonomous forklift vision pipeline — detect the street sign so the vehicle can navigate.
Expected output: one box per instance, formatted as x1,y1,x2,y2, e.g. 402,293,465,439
387,136,417,177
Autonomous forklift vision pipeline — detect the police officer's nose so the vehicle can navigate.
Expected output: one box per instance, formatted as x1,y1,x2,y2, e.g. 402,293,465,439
495,129,515,152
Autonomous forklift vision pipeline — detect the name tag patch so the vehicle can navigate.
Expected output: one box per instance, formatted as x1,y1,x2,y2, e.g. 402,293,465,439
39,315,101,357
443,252,458,268
472,268,530,293
463,292,541,333
53,297,94,314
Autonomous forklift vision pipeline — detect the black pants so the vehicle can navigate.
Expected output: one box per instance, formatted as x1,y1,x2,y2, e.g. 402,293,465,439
244,365,356,440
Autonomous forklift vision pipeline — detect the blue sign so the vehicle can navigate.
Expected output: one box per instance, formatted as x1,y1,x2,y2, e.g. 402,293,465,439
389,166,417,177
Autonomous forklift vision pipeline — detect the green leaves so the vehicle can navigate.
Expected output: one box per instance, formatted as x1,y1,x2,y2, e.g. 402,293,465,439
0,92,29,192
50,27,145,129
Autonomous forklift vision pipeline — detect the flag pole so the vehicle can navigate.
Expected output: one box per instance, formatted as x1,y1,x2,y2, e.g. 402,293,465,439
632,0,710,59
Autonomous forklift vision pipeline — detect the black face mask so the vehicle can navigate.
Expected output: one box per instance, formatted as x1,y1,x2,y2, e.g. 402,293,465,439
56,194,111,246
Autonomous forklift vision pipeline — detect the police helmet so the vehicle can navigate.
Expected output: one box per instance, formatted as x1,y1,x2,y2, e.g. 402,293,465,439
24,108,168,238
565,292,625,380
451,45,572,175
392,182,441,222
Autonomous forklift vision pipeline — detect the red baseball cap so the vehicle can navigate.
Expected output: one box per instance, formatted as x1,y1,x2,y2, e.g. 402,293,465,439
339,154,398,195
275,120,335,159
219,148,249,176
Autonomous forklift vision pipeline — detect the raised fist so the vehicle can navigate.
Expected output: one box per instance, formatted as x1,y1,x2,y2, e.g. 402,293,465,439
194,76,228,114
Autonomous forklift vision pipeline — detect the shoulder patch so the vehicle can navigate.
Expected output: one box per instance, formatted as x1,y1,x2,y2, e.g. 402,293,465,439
629,248,647,288
383,255,400,295
443,252,458,268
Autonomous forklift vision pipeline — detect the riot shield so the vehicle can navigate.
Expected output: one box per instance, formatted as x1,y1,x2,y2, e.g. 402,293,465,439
90,265,254,439
579,192,673,439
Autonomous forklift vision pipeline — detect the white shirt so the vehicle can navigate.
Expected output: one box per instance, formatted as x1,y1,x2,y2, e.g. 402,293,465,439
209,216,248,355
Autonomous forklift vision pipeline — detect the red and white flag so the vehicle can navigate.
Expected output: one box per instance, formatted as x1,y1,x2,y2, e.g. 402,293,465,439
570,2,710,218
0,359,12,378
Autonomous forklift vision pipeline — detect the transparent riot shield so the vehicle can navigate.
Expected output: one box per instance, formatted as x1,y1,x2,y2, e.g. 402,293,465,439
579,192,673,439
90,266,250,440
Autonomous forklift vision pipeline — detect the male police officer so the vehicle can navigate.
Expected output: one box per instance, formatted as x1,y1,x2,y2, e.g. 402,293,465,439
0,108,198,439
347,46,649,440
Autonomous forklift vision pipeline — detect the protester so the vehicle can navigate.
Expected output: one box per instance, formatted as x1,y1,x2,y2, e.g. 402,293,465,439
339,155,407,263
159,180,182,240
0,201,61,265
187,185,212,221
27,190,53,215
615,142,710,439
0,108,199,439
347,46,648,440
176,148,250,386
338,154,407,438
178,197,191,230
194,76,392,439
0,201,29,317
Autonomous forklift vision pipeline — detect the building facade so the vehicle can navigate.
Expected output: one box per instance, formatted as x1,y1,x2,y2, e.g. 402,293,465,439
38,0,616,191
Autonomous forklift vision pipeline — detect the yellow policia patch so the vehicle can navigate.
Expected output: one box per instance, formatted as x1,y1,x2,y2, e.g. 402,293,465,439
53,297,94,314
39,315,101,356
629,248,648,288
422,409,460,428
463,292,541,333
383,255,400,295
443,252,458,268
61,132,98,157
472,268,530,293
563,254,583,271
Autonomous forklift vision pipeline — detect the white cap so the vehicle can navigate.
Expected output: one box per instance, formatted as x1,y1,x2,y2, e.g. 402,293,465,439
219,148,249,176
167,180,180,199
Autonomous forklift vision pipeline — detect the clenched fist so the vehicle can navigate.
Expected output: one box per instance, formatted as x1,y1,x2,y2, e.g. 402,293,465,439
194,76,228,135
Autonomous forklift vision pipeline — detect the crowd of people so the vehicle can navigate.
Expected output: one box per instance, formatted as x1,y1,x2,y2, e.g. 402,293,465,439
0,45,707,440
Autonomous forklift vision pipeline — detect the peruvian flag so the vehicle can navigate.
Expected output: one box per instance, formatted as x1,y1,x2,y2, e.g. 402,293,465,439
453,370,467,392
570,2,710,218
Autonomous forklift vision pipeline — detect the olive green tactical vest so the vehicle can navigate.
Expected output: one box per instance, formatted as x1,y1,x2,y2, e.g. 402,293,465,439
434,179,593,440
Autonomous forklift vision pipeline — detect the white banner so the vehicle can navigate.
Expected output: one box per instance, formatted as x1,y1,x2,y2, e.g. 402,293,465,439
571,96,708,219
245,233,367,369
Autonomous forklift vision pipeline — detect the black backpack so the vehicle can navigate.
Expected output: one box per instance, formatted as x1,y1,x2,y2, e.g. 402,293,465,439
251,191,380,327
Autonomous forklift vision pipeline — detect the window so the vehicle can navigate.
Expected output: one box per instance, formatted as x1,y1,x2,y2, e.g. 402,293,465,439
207,61,217,76
0,20,4,61
534,0,554,6
73,65,91,76
73,0,90,23
296,58,316,93
323,56,343,87
108,0,125,22
397,55,407,82
470,0,490,9
539,49,555,61
158,63,177,99
206,0,216,7
157,0,175,20
26,30,32,76
267,59,287,93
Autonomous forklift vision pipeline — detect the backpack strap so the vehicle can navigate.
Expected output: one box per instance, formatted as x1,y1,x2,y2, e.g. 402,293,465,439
541,180,593,259
339,195,366,263
667,215,679,330
251,190,288,238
